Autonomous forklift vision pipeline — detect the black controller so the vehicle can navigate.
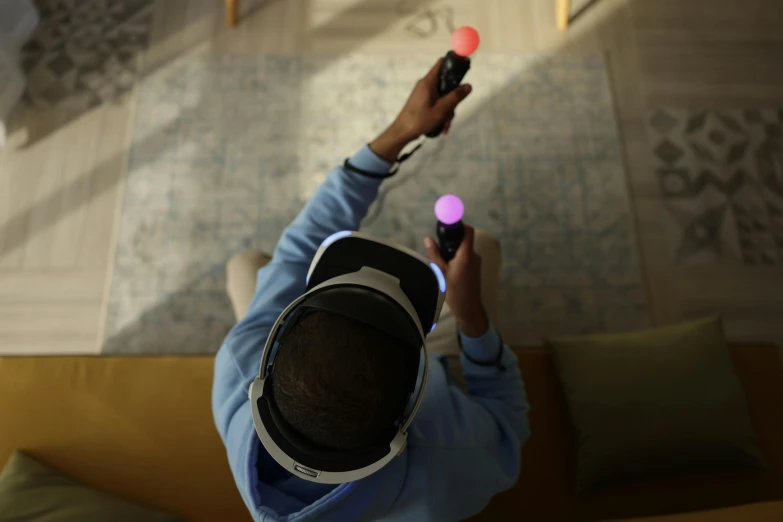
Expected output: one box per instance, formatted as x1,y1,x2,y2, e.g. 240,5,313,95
436,220,465,262
426,50,472,138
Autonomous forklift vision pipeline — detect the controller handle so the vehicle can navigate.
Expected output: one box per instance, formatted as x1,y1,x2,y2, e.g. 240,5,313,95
436,220,465,262
426,26,478,138
434,195,465,262
426,50,472,138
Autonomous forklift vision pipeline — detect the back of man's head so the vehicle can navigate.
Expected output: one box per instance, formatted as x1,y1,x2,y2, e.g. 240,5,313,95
272,311,416,450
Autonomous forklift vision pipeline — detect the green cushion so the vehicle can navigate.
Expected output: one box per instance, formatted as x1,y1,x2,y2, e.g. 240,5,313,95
0,451,183,522
546,316,766,491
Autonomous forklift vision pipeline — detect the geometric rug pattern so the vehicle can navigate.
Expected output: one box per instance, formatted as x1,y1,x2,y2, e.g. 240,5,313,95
647,109,783,265
104,52,646,353
21,0,153,109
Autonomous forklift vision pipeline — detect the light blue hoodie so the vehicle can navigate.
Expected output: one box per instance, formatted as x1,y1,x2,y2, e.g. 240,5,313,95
212,145,530,521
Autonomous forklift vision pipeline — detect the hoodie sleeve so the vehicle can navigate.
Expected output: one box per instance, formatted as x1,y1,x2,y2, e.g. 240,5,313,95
404,323,530,521
447,324,530,514
211,145,390,509
459,325,530,446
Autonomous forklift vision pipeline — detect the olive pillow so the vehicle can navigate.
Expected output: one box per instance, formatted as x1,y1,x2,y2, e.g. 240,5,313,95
546,316,765,491
0,451,183,522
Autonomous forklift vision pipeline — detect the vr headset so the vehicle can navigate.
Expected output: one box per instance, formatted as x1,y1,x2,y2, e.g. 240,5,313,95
248,230,446,484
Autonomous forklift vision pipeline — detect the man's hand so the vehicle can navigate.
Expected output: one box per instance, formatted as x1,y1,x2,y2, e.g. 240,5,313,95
424,225,489,338
370,58,473,162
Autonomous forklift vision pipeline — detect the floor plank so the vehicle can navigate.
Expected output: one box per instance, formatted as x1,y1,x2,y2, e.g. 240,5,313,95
0,303,102,337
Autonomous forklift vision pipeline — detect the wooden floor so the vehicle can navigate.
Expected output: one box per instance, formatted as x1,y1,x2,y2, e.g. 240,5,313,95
1,0,782,354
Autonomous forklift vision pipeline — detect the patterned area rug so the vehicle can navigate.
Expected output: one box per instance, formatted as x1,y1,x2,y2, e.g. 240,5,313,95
646,109,783,265
21,0,153,109
104,52,646,353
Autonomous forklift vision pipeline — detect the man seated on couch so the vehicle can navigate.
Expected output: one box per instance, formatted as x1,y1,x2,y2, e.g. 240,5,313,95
212,58,530,522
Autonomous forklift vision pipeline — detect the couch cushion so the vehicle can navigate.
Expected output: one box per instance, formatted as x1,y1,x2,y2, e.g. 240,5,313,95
0,451,182,522
545,317,765,491
468,343,783,522
0,356,250,522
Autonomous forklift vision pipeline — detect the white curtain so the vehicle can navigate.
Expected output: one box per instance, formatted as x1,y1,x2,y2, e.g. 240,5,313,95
0,0,39,147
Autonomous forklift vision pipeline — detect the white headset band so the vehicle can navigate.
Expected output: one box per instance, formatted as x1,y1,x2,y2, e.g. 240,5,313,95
249,269,430,483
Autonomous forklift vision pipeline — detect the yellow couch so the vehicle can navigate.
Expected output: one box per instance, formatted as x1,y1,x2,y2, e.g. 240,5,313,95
2,346,783,522
0,356,249,522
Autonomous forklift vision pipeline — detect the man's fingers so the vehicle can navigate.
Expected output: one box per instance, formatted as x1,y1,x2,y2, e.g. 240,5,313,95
436,84,472,115
455,225,475,261
424,236,448,272
423,58,445,87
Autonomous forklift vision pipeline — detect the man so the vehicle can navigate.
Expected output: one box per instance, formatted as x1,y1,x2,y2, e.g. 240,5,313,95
213,58,530,521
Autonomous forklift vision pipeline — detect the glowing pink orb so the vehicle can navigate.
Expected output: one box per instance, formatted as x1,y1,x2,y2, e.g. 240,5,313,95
434,194,464,225
452,26,480,57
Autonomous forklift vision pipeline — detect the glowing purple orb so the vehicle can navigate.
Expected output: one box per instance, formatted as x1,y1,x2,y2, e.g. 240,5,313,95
434,194,464,225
